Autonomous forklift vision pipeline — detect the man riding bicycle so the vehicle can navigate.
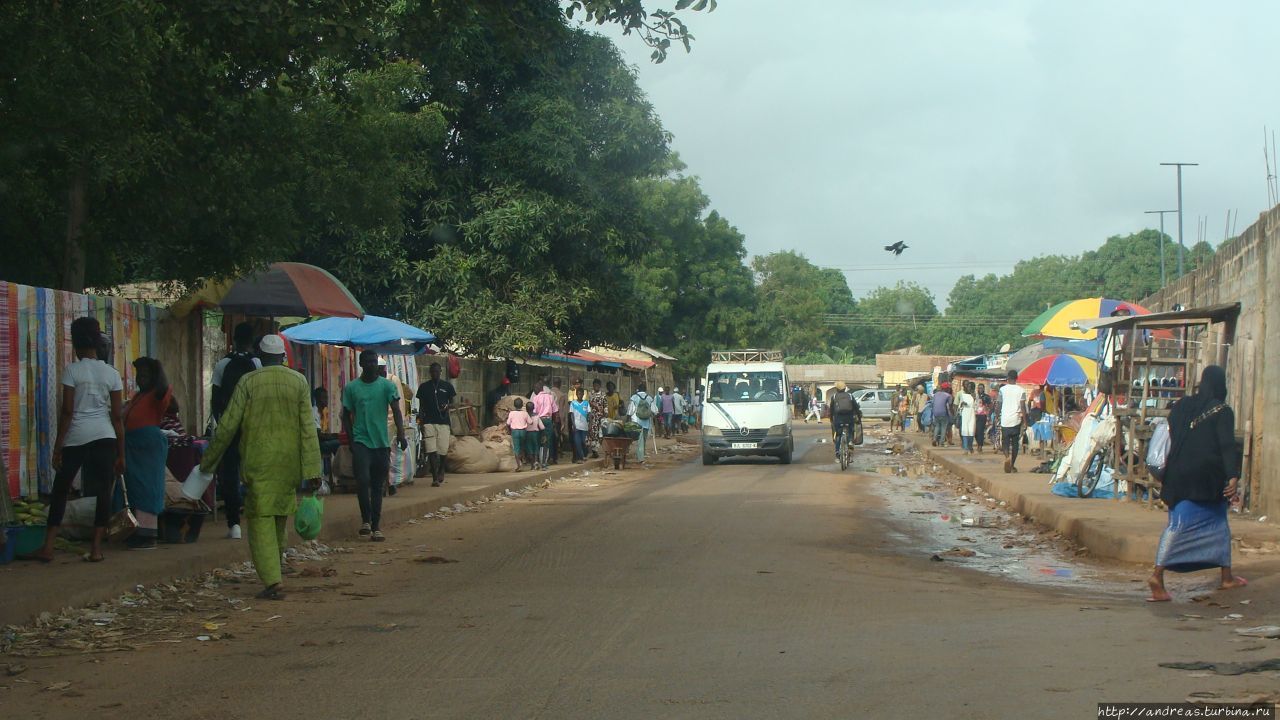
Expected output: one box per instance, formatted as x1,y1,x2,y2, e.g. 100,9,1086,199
828,381,862,459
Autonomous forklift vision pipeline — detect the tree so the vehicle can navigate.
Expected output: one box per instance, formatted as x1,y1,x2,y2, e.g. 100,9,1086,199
751,250,858,356
846,282,940,355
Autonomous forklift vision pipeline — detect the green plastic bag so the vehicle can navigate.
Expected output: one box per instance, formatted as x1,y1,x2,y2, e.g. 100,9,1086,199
294,495,324,541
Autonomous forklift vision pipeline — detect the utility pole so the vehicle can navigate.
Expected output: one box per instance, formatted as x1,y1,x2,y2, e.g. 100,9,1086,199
1160,162,1198,277
1144,209,1176,286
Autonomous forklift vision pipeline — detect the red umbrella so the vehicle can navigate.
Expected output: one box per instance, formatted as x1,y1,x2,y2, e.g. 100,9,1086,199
218,262,364,319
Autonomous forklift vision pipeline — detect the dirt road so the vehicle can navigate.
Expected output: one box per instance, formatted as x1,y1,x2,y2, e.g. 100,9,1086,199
5,427,1276,719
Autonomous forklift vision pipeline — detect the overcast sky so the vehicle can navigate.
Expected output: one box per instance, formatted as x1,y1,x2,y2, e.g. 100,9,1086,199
596,1,1280,307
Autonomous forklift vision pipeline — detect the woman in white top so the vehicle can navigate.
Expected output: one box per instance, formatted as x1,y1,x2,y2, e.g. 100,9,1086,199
27,317,125,563
957,381,977,455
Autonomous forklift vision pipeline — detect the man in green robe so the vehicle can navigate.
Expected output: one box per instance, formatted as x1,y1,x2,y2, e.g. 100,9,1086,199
200,334,321,599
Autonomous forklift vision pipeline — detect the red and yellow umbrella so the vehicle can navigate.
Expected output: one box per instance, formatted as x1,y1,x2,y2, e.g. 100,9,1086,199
172,262,364,319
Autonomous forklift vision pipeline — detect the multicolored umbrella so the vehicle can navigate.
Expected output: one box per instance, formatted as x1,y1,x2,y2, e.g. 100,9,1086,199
1016,354,1098,386
171,262,364,319
1022,297,1153,340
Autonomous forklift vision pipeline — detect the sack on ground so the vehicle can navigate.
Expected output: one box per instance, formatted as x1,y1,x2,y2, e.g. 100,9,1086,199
482,437,518,472
295,495,324,540
60,497,96,540
493,395,522,426
480,425,508,444
446,436,500,474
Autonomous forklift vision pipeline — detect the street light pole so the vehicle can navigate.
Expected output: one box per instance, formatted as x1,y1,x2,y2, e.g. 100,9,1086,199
1144,209,1177,286
1160,162,1198,277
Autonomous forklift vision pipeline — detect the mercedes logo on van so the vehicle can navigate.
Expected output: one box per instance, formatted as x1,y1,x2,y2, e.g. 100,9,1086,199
740,426,751,436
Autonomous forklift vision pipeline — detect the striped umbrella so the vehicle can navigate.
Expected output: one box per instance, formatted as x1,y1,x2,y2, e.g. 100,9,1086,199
1016,354,1098,386
1021,297,1153,340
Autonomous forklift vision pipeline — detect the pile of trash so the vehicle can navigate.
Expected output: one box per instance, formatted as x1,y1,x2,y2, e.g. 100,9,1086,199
1,541,341,657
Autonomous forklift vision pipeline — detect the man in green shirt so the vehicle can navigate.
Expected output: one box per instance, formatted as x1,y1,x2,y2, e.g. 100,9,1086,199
342,349,407,542
200,334,321,600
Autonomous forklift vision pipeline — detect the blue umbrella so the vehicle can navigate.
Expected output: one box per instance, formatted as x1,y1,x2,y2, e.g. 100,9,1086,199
282,315,436,355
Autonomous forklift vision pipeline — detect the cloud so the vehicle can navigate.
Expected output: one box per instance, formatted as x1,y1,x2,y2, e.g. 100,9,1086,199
593,1,1280,305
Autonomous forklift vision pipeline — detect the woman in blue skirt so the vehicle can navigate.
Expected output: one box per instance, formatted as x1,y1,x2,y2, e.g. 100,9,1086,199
1147,366,1247,602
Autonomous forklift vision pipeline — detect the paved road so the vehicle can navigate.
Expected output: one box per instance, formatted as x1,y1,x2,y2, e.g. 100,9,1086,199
9,427,1272,719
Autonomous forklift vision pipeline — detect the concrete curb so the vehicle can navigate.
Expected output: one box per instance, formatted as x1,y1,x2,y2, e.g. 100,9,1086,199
0,458,613,626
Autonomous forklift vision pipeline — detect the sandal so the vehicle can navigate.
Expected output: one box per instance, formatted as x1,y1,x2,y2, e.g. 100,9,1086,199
256,584,286,601
81,553,105,563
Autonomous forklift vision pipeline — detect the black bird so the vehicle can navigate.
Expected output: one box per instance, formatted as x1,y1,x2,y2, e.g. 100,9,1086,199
884,241,908,256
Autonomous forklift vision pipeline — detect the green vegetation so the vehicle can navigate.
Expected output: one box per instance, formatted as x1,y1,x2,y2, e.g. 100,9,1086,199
0,1,1213,370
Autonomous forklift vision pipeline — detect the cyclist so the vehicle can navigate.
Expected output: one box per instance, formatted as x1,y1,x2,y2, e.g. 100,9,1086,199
828,381,862,459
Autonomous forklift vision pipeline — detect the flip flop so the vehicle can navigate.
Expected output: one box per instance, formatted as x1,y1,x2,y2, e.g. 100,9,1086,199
1145,595,1172,603
81,553,105,563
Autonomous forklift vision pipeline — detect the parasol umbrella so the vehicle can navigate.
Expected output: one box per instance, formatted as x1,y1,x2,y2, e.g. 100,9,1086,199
282,315,435,355
170,262,364,319
1016,354,1098,386
1005,339,1100,373
1022,297,1153,340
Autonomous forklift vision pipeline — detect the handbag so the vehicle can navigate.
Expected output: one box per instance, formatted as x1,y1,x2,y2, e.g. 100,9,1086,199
108,475,139,542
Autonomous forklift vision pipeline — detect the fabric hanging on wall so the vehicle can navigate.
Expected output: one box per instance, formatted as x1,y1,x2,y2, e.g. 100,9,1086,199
1,281,162,498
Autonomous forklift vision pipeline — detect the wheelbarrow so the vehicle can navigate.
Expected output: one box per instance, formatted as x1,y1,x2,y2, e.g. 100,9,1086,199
600,436,635,470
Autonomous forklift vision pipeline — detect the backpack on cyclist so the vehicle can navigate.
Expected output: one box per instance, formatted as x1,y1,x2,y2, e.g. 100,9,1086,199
831,391,855,414
213,351,257,418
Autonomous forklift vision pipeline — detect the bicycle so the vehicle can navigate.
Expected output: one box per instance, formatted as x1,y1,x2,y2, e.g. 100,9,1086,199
834,417,862,471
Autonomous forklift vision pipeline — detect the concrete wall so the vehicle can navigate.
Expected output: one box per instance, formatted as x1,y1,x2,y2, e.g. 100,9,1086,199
1141,204,1279,517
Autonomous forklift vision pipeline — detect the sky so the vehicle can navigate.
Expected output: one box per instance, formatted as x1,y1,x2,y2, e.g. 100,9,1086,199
594,1,1280,307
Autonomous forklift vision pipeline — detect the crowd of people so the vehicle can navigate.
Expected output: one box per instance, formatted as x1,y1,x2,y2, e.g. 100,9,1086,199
503,380,699,469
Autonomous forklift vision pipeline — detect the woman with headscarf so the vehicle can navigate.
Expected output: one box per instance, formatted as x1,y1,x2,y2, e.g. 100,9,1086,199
118,357,177,549
1147,366,1246,602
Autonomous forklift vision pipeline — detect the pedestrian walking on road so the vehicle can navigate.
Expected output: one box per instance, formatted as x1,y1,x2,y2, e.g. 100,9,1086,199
1147,365,1248,602
416,361,455,487
998,371,1028,472
345,350,407,541
199,335,322,600
930,383,953,447
956,382,977,453
507,397,531,471
25,317,124,564
588,379,607,457
628,385,658,463
805,395,822,423
117,357,177,550
659,387,676,439
211,322,262,540
533,380,558,468
570,388,590,463
912,386,929,434
974,383,991,454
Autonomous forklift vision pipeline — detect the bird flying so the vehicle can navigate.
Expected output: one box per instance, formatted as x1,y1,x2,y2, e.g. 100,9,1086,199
884,241,908,256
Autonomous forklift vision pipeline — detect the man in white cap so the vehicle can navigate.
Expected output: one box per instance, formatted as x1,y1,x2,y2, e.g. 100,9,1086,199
200,334,322,600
